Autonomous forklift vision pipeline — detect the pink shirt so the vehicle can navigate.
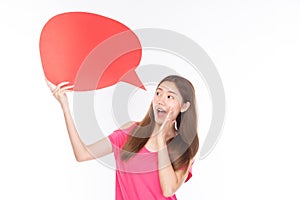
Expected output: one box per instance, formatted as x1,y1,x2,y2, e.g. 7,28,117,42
108,122,193,200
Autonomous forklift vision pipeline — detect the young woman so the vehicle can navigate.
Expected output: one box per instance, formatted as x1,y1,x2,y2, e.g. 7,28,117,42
46,75,199,200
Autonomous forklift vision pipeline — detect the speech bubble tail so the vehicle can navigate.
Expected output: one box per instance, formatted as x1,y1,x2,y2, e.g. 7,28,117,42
120,70,146,91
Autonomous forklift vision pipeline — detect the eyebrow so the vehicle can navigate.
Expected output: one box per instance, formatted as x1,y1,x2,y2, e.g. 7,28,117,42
156,87,179,96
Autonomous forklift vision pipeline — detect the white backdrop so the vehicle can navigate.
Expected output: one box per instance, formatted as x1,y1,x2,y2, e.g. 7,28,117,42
1,0,300,199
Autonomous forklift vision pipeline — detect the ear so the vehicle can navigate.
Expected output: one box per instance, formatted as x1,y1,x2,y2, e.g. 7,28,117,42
181,102,190,113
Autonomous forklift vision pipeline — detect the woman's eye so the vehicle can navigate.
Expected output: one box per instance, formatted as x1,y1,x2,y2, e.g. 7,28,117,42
168,95,174,99
156,92,160,96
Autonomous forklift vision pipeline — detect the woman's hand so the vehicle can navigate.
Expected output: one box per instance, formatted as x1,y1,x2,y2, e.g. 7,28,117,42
45,79,74,106
157,109,176,145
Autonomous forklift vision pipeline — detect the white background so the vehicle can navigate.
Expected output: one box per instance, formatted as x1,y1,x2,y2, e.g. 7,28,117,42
1,0,300,199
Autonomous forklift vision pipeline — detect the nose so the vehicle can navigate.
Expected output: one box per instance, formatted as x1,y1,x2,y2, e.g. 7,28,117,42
157,98,163,105
157,94,166,106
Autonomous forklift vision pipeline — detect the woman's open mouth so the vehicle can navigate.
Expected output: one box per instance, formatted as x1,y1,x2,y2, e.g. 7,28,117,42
156,108,167,118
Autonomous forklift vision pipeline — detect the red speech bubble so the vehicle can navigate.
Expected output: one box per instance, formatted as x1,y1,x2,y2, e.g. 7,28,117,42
39,12,145,91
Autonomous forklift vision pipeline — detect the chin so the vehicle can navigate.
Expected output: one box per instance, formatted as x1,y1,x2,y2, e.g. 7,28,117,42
153,116,164,125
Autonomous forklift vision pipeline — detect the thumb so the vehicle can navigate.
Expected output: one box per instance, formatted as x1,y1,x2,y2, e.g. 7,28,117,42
45,78,54,91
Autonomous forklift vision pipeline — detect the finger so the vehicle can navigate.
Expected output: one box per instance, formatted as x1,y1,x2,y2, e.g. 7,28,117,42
59,85,74,93
166,109,174,120
57,81,70,88
53,81,70,94
160,117,168,130
162,114,172,129
62,84,74,90
45,78,55,91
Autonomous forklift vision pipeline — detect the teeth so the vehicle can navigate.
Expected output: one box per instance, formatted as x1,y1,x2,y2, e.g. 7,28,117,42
157,108,165,112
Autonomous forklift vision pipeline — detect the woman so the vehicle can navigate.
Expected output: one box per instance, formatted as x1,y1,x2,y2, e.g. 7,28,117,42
46,75,199,200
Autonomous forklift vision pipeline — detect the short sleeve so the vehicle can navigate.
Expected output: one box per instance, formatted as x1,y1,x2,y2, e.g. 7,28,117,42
184,163,193,182
108,129,128,150
181,160,195,183
108,122,138,151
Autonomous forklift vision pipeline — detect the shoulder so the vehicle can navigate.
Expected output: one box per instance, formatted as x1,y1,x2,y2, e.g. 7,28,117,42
181,158,195,183
177,157,196,183
119,121,139,134
109,121,137,141
108,121,138,149
108,121,135,142
119,121,136,129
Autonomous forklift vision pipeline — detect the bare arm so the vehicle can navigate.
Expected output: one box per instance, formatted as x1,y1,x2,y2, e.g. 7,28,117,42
61,99,112,162
156,110,193,197
157,137,193,197
46,79,112,162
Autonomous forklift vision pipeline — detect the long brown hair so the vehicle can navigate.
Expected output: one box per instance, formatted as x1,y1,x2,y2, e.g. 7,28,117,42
121,75,199,171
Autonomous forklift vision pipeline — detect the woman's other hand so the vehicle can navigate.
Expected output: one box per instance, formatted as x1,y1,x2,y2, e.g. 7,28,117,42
45,79,74,106
158,109,176,144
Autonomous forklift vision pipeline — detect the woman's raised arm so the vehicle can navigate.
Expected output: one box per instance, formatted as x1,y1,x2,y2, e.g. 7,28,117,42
45,79,113,162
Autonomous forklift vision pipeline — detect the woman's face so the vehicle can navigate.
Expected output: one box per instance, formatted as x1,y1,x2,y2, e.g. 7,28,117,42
152,81,184,125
